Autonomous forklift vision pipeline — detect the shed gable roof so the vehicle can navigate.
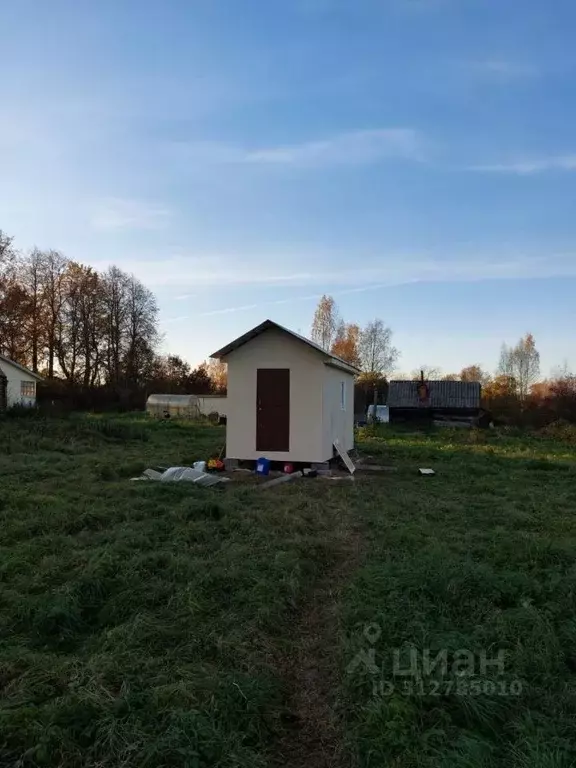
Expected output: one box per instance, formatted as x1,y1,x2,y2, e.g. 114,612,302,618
210,319,360,375
388,380,481,409
0,354,43,381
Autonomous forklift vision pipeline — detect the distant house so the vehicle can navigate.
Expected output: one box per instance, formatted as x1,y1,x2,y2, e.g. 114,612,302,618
0,354,43,410
211,319,359,463
388,377,481,423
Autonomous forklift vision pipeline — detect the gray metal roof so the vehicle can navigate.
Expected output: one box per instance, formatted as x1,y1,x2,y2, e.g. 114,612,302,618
388,380,481,409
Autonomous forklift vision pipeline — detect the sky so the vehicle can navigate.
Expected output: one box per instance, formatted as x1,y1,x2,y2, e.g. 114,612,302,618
2,0,576,377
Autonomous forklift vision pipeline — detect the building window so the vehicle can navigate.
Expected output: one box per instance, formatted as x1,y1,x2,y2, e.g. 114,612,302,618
340,381,346,410
21,381,35,398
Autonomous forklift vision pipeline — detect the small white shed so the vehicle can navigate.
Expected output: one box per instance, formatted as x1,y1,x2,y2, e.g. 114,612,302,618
211,319,359,463
0,354,43,410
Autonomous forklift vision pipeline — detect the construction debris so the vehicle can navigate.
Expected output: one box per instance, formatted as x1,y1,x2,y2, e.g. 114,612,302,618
356,463,397,472
318,474,355,482
259,471,303,490
333,439,356,474
132,466,230,487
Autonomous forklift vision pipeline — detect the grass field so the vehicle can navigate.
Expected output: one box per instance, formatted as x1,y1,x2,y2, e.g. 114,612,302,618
1,415,576,767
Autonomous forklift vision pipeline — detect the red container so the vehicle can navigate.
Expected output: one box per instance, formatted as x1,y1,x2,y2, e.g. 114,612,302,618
283,463,294,474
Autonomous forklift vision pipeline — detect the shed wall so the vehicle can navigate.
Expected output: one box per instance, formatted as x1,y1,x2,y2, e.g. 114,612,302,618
322,366,355,458
224,328,325,462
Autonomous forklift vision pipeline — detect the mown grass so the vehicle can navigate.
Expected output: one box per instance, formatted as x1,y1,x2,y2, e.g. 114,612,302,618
0,414,352,767
343,425,576,767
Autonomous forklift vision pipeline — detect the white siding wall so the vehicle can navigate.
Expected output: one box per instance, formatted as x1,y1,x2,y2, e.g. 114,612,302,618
224,328,325,462
322,365,355,458
197,396,227,417
2,360,38,408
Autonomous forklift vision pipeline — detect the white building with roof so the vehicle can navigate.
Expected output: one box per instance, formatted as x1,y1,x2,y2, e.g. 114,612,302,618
0,354,43,410
211,319,359,463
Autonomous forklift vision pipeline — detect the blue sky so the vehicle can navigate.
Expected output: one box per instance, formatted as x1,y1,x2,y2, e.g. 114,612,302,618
2,0,576,376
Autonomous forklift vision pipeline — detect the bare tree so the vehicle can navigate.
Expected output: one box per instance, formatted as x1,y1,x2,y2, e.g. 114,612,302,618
411,365,442,380
359,319,399,376
498,343,515,380
460,364,490,385
101,266,129,386
0,229,15,268
79,268,106,386
311,295,340,350
499,333,540,401
123,273,159,387
40,250,68,377
56,262,104,385
551,360,571,381
18,249,48,372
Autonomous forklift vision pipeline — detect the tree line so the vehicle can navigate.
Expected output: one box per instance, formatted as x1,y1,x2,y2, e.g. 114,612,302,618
311,295,399,379
310,294,576,425
1,224,574,425
0,229,222,408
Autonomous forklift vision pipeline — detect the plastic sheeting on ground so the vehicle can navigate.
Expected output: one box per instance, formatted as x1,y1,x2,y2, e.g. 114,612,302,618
131,466,230,487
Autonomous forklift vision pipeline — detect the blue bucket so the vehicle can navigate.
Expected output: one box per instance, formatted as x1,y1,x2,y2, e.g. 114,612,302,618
256,457,271,476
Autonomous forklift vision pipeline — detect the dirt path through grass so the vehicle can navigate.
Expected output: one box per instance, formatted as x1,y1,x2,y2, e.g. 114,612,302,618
272,498,363,768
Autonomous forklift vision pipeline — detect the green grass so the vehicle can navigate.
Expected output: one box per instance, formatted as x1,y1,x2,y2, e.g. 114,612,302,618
343,425,576,767
0,414,350,767
2,416,576,766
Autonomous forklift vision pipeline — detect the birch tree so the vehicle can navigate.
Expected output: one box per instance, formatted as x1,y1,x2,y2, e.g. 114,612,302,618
499,333,540,401
359,319,399,376
311,295,340,350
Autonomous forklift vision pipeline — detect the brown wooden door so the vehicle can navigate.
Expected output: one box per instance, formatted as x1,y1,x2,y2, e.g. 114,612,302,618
256,368,290,452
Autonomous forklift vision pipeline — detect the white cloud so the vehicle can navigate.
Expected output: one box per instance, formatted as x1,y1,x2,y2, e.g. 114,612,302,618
469,156,576,174
243,129,423,166
172,128,424,169
179,252,576,317
471,58,539,79
94,251,576,293
90,198,171,231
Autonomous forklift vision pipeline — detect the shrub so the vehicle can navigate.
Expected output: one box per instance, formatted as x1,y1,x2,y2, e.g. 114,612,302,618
538,419,576,444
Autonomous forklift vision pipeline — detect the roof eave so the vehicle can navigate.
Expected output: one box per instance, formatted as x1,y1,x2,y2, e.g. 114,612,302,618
0,355,44,381
210,320,274,359
324,359,360,375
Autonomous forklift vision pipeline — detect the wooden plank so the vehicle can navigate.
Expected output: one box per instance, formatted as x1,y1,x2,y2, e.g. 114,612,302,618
356,463,397,472
259,471,302,490
333,439,356,474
